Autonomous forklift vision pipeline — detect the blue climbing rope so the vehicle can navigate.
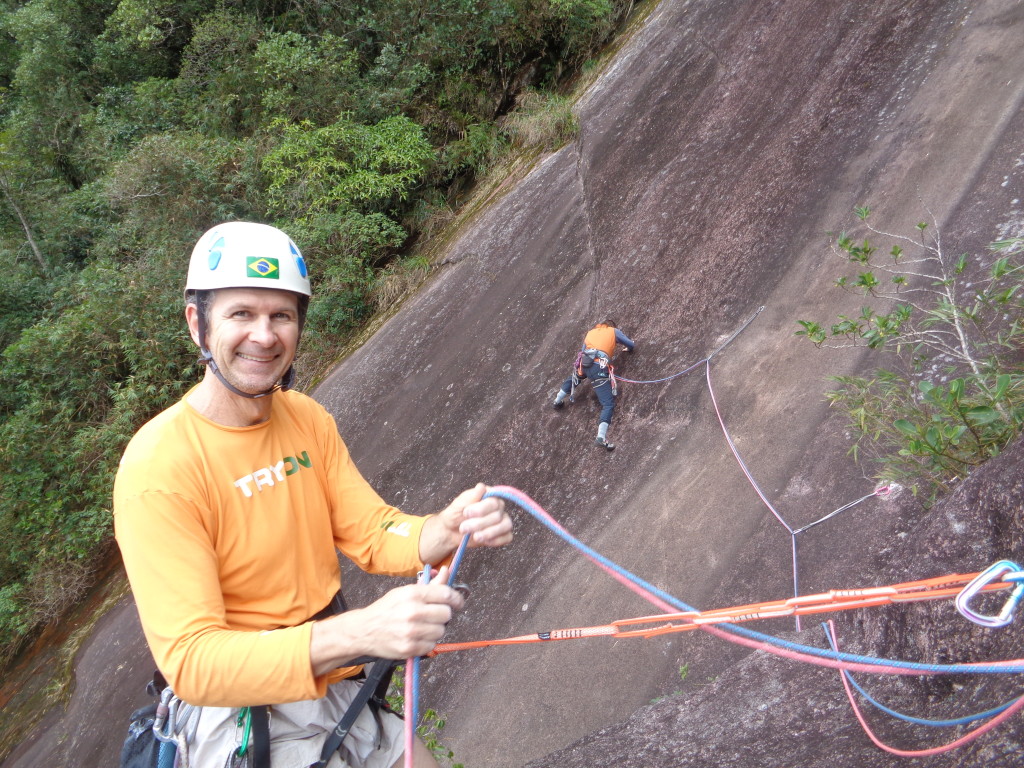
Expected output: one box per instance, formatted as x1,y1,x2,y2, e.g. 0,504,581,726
480,486,1024,675
821,622,1022,727
403,486,1024,764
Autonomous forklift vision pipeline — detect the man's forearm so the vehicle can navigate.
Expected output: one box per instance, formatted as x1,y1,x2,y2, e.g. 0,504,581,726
417,514,461,566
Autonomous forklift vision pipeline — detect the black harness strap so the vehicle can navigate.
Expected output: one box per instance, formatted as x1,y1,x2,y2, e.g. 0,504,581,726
250,706,272,768
310,590,349,621
240,591,396,768
310,592,377,666
310,659,398,768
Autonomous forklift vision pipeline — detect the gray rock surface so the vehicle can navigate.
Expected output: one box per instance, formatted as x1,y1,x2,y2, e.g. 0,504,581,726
523,438,1024,768
321,0,1024,765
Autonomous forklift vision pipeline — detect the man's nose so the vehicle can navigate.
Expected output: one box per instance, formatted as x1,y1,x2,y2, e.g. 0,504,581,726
248,317,277,345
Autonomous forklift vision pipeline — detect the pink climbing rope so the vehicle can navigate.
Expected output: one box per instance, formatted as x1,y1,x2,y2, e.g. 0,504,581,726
826,621,1024,755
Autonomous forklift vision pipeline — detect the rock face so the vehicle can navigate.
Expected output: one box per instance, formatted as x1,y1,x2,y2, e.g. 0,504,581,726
5,1,1024,767
319,1,1024,765
522,437,1024,768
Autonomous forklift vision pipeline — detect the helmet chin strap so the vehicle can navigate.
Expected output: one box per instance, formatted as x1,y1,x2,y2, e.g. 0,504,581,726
196,311,295,400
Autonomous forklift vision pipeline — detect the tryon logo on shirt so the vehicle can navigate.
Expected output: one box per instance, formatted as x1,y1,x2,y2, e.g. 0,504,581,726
234,452,311,497
382,520,412,537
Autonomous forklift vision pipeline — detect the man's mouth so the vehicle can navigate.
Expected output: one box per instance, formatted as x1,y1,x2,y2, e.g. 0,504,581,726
237,352,275,363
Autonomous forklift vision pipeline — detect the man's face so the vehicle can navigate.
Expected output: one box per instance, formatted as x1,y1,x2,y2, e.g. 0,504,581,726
190,287,301,396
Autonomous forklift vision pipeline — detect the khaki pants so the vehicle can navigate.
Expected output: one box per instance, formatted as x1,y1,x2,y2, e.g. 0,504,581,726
188,678,406,768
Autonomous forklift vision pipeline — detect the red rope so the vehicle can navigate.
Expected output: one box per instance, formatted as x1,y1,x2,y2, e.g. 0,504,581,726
826,621,1024,755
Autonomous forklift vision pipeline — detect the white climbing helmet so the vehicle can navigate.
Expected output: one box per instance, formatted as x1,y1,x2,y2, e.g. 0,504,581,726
185,222,310,398
185,221,311,297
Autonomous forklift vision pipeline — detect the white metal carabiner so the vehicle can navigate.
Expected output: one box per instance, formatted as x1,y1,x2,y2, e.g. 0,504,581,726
955,560,1024,628
153,686,178,743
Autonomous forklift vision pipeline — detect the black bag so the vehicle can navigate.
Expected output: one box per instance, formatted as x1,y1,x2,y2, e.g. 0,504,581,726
120,673,175,768
119,702,162,768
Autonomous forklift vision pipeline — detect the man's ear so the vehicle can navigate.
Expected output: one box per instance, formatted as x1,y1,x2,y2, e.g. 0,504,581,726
185,303,202,347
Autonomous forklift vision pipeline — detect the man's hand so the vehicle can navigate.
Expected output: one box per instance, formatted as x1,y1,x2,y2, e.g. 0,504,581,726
309,485,512,676
310,566,464,675
420,483,513,564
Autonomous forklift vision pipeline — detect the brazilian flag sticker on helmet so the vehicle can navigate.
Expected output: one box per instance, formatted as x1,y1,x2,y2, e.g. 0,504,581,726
247,257,280,280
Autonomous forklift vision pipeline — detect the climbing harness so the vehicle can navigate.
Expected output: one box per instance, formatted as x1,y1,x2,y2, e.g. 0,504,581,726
310,659,398,768
309,591,400,768
569,349,616,400
120,590,393,768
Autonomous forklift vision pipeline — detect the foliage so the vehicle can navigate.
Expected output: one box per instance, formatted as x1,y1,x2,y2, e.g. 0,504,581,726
105,131,252,229
253,30,360,124
260,114,433,354
262,115,434,218
797,210,1024,500
386,667,464,768
370,255,433,314
438,122,509,183
0,0,636,666
0,261,48,349
0,255,192,649
550,0,616,67
649,662,693,704
172,8,264,136
103,0,213,52
500,89,579,152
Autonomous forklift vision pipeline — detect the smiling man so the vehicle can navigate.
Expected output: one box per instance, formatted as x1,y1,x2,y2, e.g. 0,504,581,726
186,287,301,419
113,222,512,768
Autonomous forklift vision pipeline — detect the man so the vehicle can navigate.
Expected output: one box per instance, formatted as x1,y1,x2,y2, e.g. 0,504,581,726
113,222,513,768
552,320,635,451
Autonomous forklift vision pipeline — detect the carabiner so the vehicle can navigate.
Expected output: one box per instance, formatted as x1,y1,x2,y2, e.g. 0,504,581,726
153,687,178,743
235,707,252,758
955,560,1024,628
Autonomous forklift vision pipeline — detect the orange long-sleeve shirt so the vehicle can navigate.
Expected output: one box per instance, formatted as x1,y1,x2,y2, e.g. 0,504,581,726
113,389,427,706
583,324,618,358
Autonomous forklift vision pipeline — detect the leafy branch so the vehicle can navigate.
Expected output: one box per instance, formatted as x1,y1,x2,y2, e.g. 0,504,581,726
797,208,1024,501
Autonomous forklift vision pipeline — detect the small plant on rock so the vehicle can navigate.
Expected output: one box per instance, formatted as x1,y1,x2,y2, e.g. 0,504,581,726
386,667,464,768
796,207,1024,501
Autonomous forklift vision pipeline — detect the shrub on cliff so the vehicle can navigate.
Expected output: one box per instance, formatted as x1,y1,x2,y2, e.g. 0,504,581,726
797,209,1024,501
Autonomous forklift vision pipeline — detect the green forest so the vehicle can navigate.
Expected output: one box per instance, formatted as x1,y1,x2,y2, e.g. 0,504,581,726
0,0,634,666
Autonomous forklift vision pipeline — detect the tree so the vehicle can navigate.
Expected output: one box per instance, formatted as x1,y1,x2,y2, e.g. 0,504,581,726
797,208,1024,499
0,149,47,274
